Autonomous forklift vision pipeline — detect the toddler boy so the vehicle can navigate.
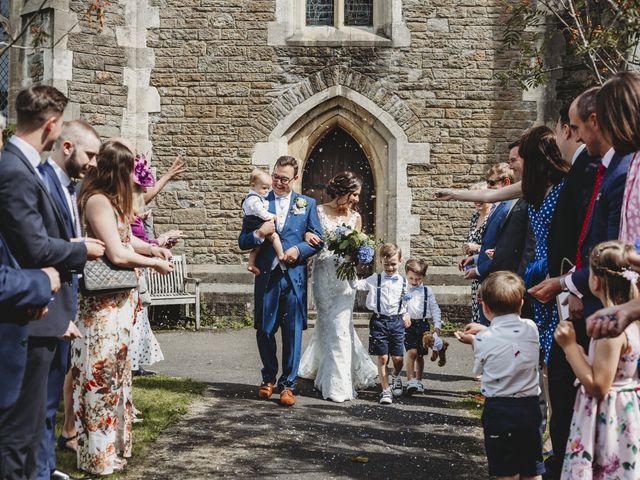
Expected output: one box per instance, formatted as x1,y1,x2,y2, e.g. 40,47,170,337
241,169,283,275
403,259,446,395
352,243,409,404
455,271,544,480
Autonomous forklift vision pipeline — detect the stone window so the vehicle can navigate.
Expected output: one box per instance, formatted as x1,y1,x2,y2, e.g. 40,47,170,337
268,0,409,47
306,0,373,28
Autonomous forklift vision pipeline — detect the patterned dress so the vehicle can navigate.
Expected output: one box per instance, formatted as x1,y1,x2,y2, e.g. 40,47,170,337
620,151,640,244
466,211,489,323
71,210,136,475
528,181,565,363
562,322,640,480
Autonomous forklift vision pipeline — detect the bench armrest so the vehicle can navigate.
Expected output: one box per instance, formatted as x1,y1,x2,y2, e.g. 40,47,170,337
183,275,201,285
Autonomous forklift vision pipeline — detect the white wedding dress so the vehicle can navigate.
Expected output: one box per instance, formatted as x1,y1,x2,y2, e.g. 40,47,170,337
298,206,378,402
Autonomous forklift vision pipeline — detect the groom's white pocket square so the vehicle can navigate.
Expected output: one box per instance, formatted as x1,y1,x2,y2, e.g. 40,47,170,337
292,207,306,215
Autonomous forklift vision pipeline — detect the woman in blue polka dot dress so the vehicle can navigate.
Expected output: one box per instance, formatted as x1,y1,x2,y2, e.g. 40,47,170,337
519,126,570,362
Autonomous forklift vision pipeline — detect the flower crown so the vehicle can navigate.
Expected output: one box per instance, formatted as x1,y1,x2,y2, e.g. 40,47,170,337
591,246,639,284
133,154,156,187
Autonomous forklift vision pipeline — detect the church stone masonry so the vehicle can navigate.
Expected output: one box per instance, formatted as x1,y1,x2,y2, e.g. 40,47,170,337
10,0,542,310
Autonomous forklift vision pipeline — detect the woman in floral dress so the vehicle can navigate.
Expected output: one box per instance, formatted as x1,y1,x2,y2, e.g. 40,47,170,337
555,241,640,480
73,139,173,475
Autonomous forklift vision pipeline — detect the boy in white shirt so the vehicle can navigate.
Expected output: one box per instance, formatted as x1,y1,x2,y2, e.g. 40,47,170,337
403,259,447,395
242,169,283,275
352,243,410,404
455,271,544,480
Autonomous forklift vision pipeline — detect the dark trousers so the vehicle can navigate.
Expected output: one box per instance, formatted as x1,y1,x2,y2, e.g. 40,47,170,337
256,269,302,389
36,339,69,480
0,337,56,480
545,317,589,479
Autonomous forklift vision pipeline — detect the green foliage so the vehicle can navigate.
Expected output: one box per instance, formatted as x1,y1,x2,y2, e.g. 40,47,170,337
497,0,640,89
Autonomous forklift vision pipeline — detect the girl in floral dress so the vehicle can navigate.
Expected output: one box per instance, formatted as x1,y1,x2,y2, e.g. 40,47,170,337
554,240,640,480
73,140,174,475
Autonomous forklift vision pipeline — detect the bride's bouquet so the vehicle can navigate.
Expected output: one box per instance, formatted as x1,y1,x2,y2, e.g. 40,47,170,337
326,224,377,281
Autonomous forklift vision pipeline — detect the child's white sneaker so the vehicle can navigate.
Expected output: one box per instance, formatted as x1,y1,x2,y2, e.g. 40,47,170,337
406,378,421,395
379,388,393,404
415,381,425,394
391,375,403,397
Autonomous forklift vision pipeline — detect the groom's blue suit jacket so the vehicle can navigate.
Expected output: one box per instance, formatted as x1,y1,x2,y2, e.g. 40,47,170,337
238,191,323,329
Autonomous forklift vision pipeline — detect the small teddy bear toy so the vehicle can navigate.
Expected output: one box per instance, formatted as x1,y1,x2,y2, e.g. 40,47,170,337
422,331,449,367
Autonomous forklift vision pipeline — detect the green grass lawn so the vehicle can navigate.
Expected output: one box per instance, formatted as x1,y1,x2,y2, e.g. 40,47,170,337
56,375,205,479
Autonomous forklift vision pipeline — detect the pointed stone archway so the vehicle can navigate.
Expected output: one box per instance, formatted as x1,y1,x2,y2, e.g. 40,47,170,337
252,84,429,258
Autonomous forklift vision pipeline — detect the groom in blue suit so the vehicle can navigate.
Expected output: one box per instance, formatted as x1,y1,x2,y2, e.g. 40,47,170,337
238,156,323,406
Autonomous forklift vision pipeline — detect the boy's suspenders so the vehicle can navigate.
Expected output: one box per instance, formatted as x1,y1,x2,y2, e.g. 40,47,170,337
422,285,429,320
376,273,382,315
376,274,407,316
398,277,407,314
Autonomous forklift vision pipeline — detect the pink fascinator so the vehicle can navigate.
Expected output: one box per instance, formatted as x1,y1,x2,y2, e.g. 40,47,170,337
133,154,156,187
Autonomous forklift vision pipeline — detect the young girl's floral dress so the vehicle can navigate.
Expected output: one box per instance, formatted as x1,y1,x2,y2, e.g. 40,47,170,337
562,322,640,479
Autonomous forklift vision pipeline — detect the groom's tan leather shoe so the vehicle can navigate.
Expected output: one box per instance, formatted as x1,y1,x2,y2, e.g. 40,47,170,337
279,388,295,406
258,382,274,399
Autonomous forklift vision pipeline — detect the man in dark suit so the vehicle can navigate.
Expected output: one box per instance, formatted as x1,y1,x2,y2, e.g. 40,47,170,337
482,142,535,280
0,232,60,411
529,89,630,479
463,159,535,320
35,121,101,480
0,86,104,480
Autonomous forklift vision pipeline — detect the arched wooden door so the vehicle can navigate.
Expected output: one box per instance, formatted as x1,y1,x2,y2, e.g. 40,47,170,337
302,127,375,235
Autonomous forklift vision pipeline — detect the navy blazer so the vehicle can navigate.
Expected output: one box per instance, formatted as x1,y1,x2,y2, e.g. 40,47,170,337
476,200,511,280
0,232,51,409
486,198,535,279
0,141,87,337
39,160,80,321
570,151,632,317
238,192,323,329
547,148,601,277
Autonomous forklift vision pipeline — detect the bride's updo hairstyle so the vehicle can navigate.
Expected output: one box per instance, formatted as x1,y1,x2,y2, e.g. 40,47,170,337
326,171,362,200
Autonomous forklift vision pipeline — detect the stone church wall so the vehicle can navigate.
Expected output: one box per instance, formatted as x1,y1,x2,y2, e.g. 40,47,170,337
146,0,538,265
28,0,539,267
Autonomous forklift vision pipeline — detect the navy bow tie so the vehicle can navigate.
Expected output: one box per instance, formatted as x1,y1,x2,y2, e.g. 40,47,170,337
384,274,399,281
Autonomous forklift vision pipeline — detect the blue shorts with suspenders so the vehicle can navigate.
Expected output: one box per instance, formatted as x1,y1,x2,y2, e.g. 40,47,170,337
242,192,269,231
405,285,431,356
368,274,407,357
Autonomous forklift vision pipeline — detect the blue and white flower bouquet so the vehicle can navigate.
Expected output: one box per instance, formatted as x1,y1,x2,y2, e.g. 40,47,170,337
326,224,377,281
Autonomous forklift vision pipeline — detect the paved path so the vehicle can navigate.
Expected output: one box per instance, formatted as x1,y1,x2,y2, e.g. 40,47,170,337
126,329,488,479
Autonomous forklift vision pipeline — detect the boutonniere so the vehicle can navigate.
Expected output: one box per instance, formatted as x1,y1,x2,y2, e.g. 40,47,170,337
290,196,308,215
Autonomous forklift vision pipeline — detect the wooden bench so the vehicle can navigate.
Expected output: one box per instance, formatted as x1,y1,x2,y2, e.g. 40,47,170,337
146,255,202,329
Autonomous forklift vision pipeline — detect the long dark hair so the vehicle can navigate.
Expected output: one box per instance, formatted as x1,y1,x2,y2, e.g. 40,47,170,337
326,171,362,202
519,126,569,208
78,139,135,221
596,72,640,155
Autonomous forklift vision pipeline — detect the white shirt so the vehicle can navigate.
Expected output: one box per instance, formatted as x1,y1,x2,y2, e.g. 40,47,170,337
565,146,616,298
571,143,587,166
9,136,43,180
46,158,76,225
242,189,273,220
473,314,540,398
352,273,408,316
274,191,292,232
406,285,442,328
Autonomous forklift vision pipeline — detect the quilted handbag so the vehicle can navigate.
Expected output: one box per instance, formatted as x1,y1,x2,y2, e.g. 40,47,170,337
80,255,138,296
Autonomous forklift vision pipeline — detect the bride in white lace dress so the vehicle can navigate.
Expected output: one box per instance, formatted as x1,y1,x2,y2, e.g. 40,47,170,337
298,172,378,402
